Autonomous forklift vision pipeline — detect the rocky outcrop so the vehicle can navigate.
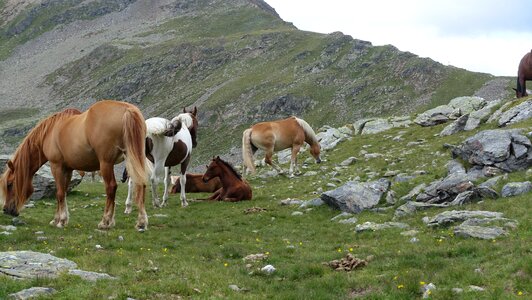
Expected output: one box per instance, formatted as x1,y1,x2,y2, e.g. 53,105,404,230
321,179,390,213
498,100,532,127
451,129,532,172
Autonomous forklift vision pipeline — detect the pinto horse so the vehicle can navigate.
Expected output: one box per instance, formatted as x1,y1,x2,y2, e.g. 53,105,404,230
0,101,148,230
242,116,321,176
170,173,222,194
515,49,532,98
124,107,198,213
202,156,252,202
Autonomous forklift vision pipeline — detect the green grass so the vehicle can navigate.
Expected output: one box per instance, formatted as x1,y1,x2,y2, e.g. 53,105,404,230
1,113,530,299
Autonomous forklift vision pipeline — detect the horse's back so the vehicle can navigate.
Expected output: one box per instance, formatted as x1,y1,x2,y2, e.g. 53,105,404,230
250,117,304,150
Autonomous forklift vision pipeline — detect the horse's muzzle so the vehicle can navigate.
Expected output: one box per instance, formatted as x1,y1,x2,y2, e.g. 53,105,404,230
3,206,19,217
316,157,322,164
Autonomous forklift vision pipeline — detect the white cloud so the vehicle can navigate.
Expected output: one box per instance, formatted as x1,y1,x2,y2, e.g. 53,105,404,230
264,0,532,76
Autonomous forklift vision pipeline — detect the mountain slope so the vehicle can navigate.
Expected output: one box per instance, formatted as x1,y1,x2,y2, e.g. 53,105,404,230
0,0,506,163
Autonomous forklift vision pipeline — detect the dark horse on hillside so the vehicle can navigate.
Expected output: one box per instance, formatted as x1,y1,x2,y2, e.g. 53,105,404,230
515,49,532,98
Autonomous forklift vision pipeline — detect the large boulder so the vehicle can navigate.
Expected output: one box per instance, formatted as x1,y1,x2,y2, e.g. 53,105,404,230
321,179,390,213
448,96,487,115
0,155,82,200
498,100,532,127
451,129,532,172
414,105,459,127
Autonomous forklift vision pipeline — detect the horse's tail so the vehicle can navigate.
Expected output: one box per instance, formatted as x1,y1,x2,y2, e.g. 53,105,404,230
122,107,147,185
242,128,256,174
295,117,319,146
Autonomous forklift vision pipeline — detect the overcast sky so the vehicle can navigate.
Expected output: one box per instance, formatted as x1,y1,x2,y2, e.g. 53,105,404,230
264,0,532,76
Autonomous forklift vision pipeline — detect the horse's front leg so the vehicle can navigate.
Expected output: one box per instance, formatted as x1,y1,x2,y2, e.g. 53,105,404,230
124,177,134,214
179,159,190,207
150,177,161,208
289,145,302,177
98,163,117,230
161,167,171,207
49,164,71,228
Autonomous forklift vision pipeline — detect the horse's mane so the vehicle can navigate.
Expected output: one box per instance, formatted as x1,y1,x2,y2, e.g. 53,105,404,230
9,108,81,205
173,113,194,129
216,157,242,180
294,117,319,145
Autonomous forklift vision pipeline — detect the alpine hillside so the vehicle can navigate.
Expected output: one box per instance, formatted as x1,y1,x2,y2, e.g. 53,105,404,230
0,0,511,164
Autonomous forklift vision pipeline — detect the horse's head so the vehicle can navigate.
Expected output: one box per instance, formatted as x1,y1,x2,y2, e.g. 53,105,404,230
203,156,221,183
513,87,528,98
1,160,32,216
183,106,199,148
310,142,322,164
164,119,182,137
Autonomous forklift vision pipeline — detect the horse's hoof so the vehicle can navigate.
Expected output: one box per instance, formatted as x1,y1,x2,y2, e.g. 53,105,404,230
98,220,115,230
124,207,132,214
181,201,188,208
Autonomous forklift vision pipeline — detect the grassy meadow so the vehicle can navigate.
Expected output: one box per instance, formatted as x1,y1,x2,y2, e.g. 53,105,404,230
0,117,531,299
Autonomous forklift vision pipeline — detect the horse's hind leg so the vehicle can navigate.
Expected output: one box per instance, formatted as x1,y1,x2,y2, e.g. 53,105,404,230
150,177,161,208
161,167,171,206
179,158,190,207
134,182,148,231
265,149,284,174
49,164,71,228
98,162,117,230
124,178,134,214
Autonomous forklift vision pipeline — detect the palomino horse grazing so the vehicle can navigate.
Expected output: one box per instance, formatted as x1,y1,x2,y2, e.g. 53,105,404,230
202,156,252,202
170,173,222,194
515,50,532,98
0,101,148,230
124,107,198,213
242,116,321,176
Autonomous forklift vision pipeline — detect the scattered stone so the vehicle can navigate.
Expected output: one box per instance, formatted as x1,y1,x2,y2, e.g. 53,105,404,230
468,285,486,292
331,212,353,221
361,118,392,135
280,198,304,206
243,253,268,262
303,171,318,177
8,287,56,300
355,221,409,232
338,217,358,224
399,183,427,202
501,181,532,197
400,230,419,236
0,225,17,231
261,264,276,274
410,237,419,243
291,211,303,216
454,224,507,240
326,253,368,272
340,157,357,166
0,251,77,279
299,198,324,208
440,114,469,136
68,269,116,281
394,201,449,219
426,210,504,227
36,236,47,242
498,99,532,127
452,288,464,294
414,105,457,126
117,236,124,241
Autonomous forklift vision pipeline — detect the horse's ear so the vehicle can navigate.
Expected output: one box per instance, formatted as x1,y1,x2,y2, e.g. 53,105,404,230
7,160,14,171
192,106,197,116
183,107,187,113
512,88,518,92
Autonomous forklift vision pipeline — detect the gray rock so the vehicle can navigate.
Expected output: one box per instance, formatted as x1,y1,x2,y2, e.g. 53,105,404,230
452,129,532,172
8,287,56,300
394,201,449,219
321,179,390,213
414,105,457,127
330,212,353,221
501,181,532,197
338,217,358,224
316,127,348,150
280,198,304,206
400,183,427,202
450,191,477,206
361,118,392,135
355,221,409,232
464,105,494,131
498,99,532,126
299,198,324,208
445,160,466,174
440,114,469,136
415,172,474,203
449,96,487,114
68,269,116,281
339,156,357,166
426,210,504,227
454,224,507,239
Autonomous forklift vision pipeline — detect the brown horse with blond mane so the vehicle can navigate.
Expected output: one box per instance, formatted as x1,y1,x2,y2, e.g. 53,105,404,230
515,49,532,98
242,116,321,176
202,156,252,202
0,100,148,231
